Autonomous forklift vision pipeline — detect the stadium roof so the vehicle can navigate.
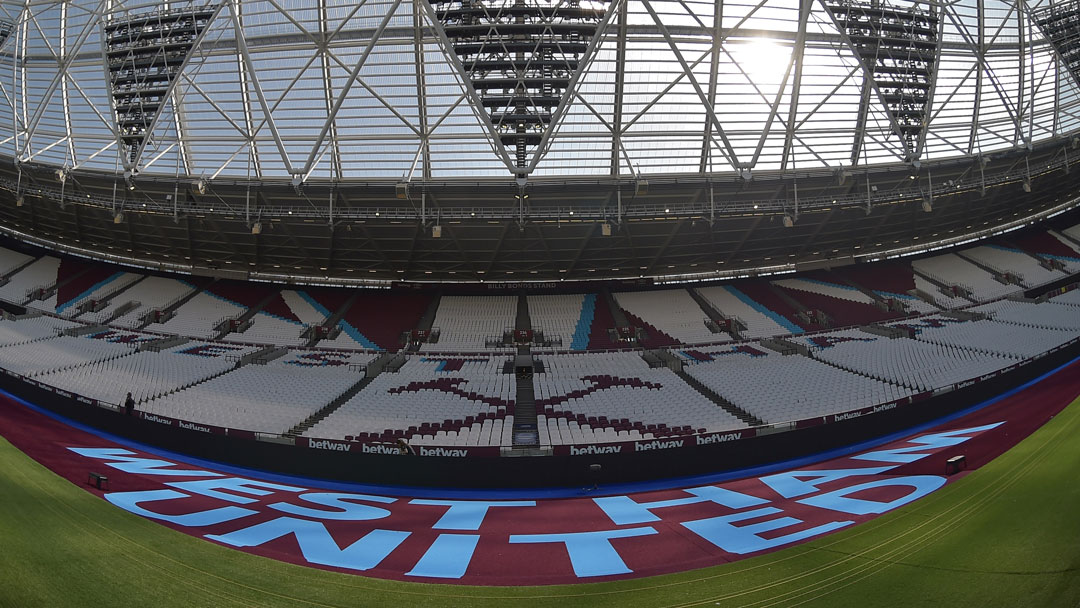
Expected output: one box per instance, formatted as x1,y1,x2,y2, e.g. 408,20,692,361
1,0,1080,283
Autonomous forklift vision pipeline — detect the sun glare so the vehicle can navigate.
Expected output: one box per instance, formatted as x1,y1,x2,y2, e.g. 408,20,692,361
730,38,793,84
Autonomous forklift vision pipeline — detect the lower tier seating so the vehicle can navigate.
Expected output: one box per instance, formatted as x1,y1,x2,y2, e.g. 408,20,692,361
307,356,514,447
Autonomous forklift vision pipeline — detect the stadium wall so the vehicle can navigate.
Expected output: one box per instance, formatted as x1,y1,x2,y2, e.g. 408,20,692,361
3,340,1078,489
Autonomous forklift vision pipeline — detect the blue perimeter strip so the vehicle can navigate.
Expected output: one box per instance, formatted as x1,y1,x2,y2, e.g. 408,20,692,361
725,285,804,335
4,352,1079,501
56,271,125,314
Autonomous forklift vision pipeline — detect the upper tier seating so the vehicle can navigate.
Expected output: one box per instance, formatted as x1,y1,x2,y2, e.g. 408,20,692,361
832,262,941,314
0,333,135,377
961,245,1067,287
793,329,1011,392
281,289,330,326
0,246,33,277
528,294,589,349
87,276,195,327
730,282,809,333
1062,223,1080,244
912,253,1021,301
421,295,517,352
696,285,795,338
773,277,903,326
36,341,261,405
61,272,141,317
683,349,911,424
613,290,717,345
912,274,971,308
52,263,126,314
0,256,60,305
534,352,747,446
307,356,514,447
142,353,371,434
1010,231,1080,273
145,291,245,339
338,292,432,351
234,313,307,346
0,315,80,347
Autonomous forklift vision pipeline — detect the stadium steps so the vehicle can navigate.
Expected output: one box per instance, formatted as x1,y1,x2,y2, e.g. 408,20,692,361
674,366,765,427
687,287,743,340
406,292,442,352
284,370,386,439
511,348,539,451
910,268,979,304
515,291,531,331
136,279,216,330
649,350,765,427
212,287,281,341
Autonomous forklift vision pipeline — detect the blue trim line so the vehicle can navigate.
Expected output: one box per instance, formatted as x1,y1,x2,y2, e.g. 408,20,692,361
56,271,125,314
336,320,381,351
8,352,1076,500
725,286,804,335
873,290,921,301
571,294,595,351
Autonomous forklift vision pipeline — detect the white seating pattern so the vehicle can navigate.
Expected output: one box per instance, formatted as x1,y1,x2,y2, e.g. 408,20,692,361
234,313,307,346
535,352,746,446
774,278,877,304
280,290,328,325
528,294,585,347
1051,289,1080,307
145,292,245,339
613,289,716,344
421,295,517,352
0,315,79,347
798,329,1011,392
0,246,33,276
142,355,364,434
912,274,969,309
0,256,60,304
89,276,195,327
684,351,912,424
962,246,1066,288
972,299,1080,332
912,253,1021,301
308,357,514,447
36,341,259,405
697,285,794,338
0,334,135,377
63,272,142,316
905,317,1077,360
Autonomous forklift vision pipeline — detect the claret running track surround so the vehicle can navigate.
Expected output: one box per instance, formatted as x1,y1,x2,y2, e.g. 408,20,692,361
1,357,1078,586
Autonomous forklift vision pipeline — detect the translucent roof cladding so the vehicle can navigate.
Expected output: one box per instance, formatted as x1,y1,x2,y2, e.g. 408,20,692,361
0,0,1077,181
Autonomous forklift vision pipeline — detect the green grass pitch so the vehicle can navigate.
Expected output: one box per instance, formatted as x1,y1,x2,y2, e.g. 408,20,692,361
2,397,1078,608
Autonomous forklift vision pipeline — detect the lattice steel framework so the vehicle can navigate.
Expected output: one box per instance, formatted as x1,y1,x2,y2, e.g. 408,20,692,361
103,2,218,168
430,0,612,172
1035,0,1080,87
0,0,1076,183
824,0,939,161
